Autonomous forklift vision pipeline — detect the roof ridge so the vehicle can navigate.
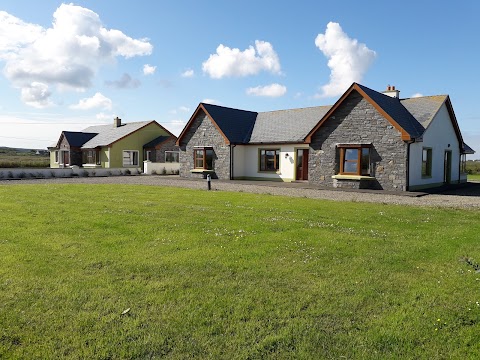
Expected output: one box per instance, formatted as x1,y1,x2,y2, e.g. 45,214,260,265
401,94,448,101
259,105,332,115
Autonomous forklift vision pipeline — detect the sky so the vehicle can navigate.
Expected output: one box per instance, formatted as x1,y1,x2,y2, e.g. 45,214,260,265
0,1,479,158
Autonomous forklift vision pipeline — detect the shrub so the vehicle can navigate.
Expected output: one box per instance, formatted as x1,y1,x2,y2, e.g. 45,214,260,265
125,169,131,175
162,167,167,175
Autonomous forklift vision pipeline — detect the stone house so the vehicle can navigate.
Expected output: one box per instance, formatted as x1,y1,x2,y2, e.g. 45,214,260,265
49,117,178,170
176,83,474,191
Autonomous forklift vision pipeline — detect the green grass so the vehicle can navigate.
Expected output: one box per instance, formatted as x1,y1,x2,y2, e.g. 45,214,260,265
1,185,480,359
468,174,480,181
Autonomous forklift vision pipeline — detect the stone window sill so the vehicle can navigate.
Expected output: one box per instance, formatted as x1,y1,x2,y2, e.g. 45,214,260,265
190,169,214,173
332,174,376,180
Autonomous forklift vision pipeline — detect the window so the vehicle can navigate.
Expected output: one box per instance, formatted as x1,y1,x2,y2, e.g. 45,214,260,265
460,154,467,173
165,151,179,163
123,150,139,166
83,149,101,165
260,149,280,172
338,145,371,175
194,148,213,170
422,148,432,177
54,150,59,163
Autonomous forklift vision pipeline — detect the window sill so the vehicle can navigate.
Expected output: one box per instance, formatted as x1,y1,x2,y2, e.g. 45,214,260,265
332,174,375,180
190,169,214,173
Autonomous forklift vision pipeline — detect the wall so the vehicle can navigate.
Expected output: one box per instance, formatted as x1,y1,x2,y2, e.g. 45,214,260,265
309,91,408,191
143,161,179,175
409,103,461,190
109,122,171,168
153,137,178,162
0,167,136,179
178,111,231,180
233,144,307,181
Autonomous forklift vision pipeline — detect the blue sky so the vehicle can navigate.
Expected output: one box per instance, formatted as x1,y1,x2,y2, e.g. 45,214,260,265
0,0,479,158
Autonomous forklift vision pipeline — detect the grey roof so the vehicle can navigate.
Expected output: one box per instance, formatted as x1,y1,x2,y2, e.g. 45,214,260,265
202,103,257,143
357,83,425,138
249,106,331,143
81,121,152,148
143,135,172,148
401,95,448,129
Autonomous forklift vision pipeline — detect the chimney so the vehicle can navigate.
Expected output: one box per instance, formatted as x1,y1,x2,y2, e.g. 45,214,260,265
114,117,121,128
382,85,400,99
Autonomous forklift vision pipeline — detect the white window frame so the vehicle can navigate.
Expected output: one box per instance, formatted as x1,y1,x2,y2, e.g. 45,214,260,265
54,150,59,163
123,150,139,167
165,151,180,163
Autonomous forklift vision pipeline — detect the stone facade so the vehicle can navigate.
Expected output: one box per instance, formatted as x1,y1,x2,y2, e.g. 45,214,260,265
58,136,83,167
309,91,408,191
178,111,231,180
148,137,179,163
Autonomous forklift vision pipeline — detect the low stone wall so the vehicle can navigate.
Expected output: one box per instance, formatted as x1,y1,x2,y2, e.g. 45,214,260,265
0,167,141,179
143,161,179,175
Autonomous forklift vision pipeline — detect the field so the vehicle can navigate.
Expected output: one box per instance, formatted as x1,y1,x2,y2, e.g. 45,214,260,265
1,184,480,359
0,148,49,168
468,174,480,181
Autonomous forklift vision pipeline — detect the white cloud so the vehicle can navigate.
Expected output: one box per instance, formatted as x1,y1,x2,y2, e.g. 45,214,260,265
169,106,190,115
166,119,188,136
202,40,281,79
21,82,53,108
181,69,194,78
0,4,152,106
411,93,423,98
246,83,287,97
202,98,221,105
143,64,156,75
96,112,114,121
315,22,376,98
105,73,141,89
70,92,112,110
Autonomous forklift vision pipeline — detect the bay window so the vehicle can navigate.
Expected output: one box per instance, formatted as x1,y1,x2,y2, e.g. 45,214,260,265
194,148,213,170
259,149,280,172
338,145,371,176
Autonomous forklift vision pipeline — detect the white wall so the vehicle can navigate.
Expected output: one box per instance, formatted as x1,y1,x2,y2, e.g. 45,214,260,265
409,103,461,188
0,167,138,179
143,161,179,175
232,144,308,181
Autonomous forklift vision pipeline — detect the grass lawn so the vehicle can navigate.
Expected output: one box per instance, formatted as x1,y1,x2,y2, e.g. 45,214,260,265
1,184,480,359
468,174,480,181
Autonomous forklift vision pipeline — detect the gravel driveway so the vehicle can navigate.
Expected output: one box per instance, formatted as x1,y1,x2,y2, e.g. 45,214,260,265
1,175,479,209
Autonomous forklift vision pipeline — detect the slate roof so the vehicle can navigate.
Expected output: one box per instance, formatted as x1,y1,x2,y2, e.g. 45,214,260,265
401,95,448,129
60,131,97,147
250,106,332,143
143,135,172,148
463,142,476,154
81,121,153,148
180,83,469,147
201,103,257,144
356,83,425,139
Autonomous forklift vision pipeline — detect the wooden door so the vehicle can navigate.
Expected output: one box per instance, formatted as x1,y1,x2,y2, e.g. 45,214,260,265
63,151,69,166
296,149,309,180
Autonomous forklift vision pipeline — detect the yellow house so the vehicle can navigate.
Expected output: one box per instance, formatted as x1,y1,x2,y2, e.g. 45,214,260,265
49,117,176,169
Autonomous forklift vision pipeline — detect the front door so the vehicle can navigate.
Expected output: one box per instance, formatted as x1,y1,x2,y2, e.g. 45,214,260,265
296,149,309,180
62,151,69,167
444,150,452,184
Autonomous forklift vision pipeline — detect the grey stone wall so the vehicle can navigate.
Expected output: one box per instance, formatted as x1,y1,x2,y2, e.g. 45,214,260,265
178,111,231,180
309,91,408,191
153,137,179,163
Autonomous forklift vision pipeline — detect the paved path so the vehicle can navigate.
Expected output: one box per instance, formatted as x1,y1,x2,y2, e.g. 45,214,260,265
1,175,479,209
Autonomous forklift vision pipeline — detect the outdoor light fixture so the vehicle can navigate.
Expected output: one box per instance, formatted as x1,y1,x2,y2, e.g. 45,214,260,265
285,153,289,158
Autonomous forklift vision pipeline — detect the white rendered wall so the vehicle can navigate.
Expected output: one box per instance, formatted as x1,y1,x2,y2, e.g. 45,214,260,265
409,103,461,188
233,144,308,181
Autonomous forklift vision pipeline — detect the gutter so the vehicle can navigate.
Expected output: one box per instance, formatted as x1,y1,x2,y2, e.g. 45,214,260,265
230,144,236,180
